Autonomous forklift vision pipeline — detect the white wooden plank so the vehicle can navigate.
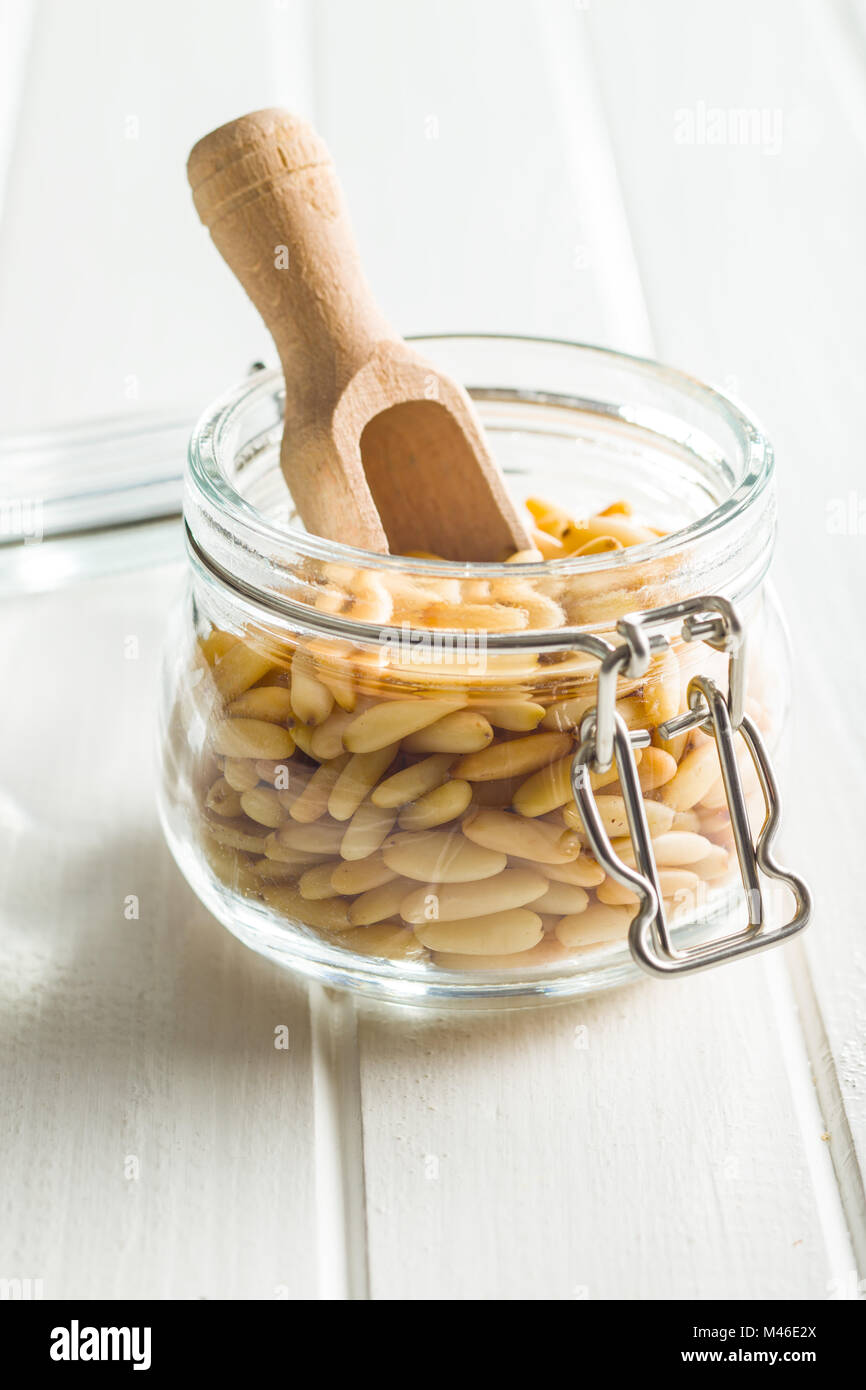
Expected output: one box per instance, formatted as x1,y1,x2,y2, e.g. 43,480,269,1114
587,0,866,1276
309,986,369,1300
0,0,36,222
310,0,848,1298
310,0,650,352
0,0,315,433
361,960,839,1301
0,567,319,1298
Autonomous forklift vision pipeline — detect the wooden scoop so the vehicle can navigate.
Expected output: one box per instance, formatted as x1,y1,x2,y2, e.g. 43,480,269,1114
187,108,531,561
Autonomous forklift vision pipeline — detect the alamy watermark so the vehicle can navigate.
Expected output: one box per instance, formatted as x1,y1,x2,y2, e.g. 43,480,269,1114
674,102,784,155
377,621,488,673
0,497,43,543
826,491,866,535
0,1277,43,1299
50,1320,151,1371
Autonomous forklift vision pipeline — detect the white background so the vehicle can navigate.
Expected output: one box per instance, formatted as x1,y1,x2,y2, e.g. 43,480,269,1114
0,0,865,1300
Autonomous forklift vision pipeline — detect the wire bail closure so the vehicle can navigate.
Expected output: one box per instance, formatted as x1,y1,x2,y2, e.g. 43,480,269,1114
570,595,811,977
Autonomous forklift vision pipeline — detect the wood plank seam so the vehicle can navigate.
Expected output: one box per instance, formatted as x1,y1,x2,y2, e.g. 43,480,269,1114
309,984,371,1299
783,944,866,1289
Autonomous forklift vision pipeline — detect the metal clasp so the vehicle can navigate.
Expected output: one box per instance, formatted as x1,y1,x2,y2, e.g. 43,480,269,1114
571,595,811,977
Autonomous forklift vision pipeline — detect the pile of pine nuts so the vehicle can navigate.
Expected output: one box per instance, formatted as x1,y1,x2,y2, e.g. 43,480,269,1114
192,498,764,972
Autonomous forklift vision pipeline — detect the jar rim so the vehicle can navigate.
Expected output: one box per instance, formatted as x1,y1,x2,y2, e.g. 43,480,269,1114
188,333,773,576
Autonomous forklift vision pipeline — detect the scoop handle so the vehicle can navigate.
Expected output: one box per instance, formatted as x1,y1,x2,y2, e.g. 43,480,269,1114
187,108,393,426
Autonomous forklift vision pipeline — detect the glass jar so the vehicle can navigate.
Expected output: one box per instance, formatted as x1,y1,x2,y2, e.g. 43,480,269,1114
157,335,809,1006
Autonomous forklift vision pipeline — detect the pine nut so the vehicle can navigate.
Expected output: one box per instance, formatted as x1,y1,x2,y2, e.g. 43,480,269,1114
697,809,735,842
206,819,270,853
213,642,273,701
515,856,606,888
636,747,678,792
200,629,238,666
649,831,713,866
339,924,428,960
223,758,262,792
462,808,579,864
532,881,589,915
261,885,352,932
691,845,731,879
383,829,506,883
573,535,622,557
298,862,343,900
371,754,454,808
202,837,258,895
541,695,596,732
471,776,526,807
422,602,530,632
505,548,545,563
211,719,295,760
313,586,345,616
262,835,331,866
317,665,357,712
205,777,243,819
343,699,463,753
343,572,393,624
240,786,286,829
652,727,689,762
432,937,573,970
611,830,713,868
477,701,546,732
541,693,644,734
328,745,399,821
453,730,572,783
277,820,347,855
561,514,658,550
340,801,397,860
414,909,543,955
400,867,548,924
252,858,307,883
228,686,294,723
398,779,472,830
513,747,642,818
402,710,494,755
659,741,721,811
289,723,313,760
700,755,759,810
291,653,334,726
330,854,398,895
530,527,566,560
556,903,631,948
526,496,571,537
563,795,674,839
348,877,414,925
493,590,565,628
596,868,699,907
288,754,350,823
310,708,355,761
671,809,701,832
305,640,358,711
641,648,681,727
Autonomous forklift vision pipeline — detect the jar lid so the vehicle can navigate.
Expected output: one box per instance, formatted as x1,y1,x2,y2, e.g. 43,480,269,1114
0,412,191,593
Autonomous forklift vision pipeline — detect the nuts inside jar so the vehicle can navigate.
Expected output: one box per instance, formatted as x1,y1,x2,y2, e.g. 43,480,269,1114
192,496,765,969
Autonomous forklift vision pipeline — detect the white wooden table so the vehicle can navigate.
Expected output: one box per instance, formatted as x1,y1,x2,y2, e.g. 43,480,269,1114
1,0,864,1300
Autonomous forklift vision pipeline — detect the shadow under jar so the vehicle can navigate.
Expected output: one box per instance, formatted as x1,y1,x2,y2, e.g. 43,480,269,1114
158,335,810,1007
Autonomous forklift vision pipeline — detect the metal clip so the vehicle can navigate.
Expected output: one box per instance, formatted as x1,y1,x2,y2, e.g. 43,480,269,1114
570,596,811,978
618,594,747,734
